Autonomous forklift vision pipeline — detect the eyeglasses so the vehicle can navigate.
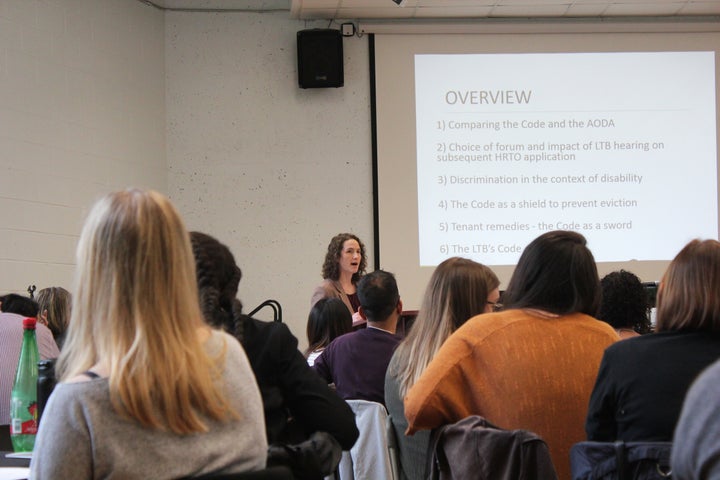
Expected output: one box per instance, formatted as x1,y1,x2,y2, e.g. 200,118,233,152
487,301,503,312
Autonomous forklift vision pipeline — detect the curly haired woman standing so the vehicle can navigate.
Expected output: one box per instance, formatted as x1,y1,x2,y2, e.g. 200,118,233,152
311,233,367,327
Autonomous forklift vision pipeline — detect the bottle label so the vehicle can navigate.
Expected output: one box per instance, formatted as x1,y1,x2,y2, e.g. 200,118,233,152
10,401,38,435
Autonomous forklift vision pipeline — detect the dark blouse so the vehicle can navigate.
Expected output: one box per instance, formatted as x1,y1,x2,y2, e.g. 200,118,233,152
239,315,359,449
347,292,360,313
586,330,720,442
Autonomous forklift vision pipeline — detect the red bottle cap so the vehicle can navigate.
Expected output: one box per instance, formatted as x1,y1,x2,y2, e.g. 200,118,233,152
22,317,37,330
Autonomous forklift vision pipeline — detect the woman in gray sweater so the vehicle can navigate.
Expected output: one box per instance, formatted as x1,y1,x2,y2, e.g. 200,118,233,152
30,189,267,479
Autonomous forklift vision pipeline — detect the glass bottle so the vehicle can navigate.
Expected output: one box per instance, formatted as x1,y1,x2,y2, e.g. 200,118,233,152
10,317,40,452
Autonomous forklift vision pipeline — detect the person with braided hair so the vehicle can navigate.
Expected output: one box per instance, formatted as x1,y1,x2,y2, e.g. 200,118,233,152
190,231,359,479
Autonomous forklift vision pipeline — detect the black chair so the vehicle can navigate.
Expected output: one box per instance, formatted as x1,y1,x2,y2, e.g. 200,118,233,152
0,424,12,451
429,416,558,480
570,441,672,480
185,465,294,480
247,300,282,323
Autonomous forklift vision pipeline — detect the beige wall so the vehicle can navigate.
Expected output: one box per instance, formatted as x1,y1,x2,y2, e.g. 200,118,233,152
0,0,166,293
165,11,373,341
0,1,373,346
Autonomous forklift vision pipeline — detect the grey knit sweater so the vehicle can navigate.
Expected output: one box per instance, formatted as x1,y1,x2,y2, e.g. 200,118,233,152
30,330,267,479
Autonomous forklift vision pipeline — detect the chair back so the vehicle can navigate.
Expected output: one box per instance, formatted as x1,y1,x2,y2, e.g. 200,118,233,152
570,441,672,480
247,300,282,323
430,415,558,480
385,414,401,480
0,424,12,451
182,465,294,480
337,400,394,480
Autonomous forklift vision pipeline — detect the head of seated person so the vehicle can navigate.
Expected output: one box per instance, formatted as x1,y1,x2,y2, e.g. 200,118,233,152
0,293,39,318
306,297,353,360
392,257,500,398
357,270,402,328
656,239,720,334
35,287,72,348
598,270,651,338
189,231,244,339
502,230,600,315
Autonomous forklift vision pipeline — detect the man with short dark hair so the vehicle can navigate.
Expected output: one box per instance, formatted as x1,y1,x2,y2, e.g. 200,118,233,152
312,270,402,405
0,293,40,318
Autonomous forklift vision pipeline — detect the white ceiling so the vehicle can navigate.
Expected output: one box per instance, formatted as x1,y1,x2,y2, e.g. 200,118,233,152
147,0,720,19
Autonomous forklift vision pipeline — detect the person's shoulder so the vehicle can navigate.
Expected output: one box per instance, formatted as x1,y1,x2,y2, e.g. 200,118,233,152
321,329,356,356
601,329,669,361
210,328,242,351
241,316,300,367
35,321,56,339
0,311,24,329
52,377,108,405
317,279,341,295
244,316,294,343
606,330,682,353
386,347,403,375
688,358,720,398
331,328,358,345
312,278,333,292
460,310,525,336
363,326,402,343
566,312,616,331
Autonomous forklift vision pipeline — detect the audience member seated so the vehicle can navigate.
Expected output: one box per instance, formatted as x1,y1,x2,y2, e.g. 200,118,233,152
313,270,402,406
385,257,500,480
311,233,367,328
305,297,353,366
1,294,59,427
190,231,358,477
35,286,72,350
597,270,652,339
672,358,720,479
586,239,720,444
404,230,618,480
31,189,267,479
1,293,40,317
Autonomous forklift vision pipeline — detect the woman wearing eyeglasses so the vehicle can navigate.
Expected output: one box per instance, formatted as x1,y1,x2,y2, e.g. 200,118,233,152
385,257,499,480
404,230,618,480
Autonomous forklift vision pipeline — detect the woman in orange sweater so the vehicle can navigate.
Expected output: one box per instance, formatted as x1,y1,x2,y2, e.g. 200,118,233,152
404,230,618,480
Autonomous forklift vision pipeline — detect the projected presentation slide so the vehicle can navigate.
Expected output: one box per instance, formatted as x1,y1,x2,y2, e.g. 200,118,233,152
415,51,717,266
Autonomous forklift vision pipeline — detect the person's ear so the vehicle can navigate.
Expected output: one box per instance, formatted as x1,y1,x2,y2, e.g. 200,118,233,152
39,309,49,326
358,306,368,320
396,299,403,315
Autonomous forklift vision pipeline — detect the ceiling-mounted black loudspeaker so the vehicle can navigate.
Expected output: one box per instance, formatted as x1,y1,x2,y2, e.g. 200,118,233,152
297,29,344,89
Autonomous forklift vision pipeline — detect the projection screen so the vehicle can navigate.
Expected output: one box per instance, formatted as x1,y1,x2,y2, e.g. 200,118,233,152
370,24,720,310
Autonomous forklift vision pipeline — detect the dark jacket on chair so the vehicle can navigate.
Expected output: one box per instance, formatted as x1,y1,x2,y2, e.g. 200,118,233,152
429,416,558,480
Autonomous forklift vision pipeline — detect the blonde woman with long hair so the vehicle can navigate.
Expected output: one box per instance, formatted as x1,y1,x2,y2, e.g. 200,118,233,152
30,189,267,479
384,257,500,480
35,286,71,349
